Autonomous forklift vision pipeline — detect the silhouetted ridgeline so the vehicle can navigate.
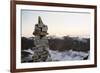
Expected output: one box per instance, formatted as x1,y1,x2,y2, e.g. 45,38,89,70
21,37,35,50
48,36,90,52
21,36,90,52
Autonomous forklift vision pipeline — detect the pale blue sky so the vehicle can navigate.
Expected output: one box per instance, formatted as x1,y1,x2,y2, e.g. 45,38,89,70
21,10,91,38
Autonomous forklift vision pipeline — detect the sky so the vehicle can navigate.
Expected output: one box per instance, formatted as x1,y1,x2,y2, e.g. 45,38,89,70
21,9,91,38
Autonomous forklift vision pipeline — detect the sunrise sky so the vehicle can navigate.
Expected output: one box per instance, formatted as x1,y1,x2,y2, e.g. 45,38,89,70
21,10,91,38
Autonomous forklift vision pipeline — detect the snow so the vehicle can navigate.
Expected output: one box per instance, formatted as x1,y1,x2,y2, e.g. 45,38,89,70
22,49,89,62
24,48,33,54
49,49,89,61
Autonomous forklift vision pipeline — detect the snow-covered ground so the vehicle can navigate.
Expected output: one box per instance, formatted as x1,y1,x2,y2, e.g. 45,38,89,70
22,48,89,62
49,49,89,61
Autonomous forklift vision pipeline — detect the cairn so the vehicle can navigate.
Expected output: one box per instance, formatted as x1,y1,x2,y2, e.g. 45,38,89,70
32,16,51,62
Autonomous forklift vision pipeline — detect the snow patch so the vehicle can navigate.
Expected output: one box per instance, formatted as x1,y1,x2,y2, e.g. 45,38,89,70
22,49,89,62
49,49,89,61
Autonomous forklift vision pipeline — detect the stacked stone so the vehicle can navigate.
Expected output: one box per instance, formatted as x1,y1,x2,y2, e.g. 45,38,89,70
32,16,51,62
